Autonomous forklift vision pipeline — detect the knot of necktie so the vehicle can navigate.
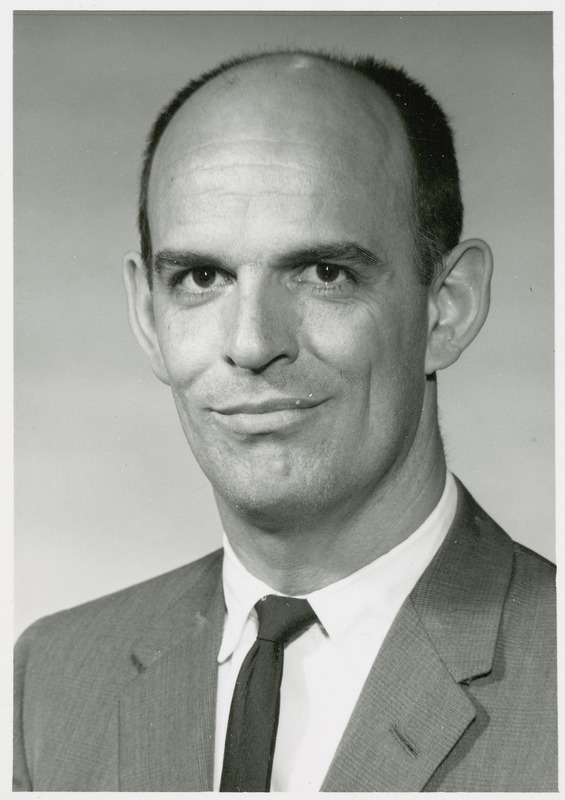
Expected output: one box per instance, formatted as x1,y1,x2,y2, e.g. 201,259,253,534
255,594,318,644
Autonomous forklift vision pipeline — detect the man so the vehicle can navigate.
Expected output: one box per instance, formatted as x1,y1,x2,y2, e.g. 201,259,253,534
14,50,556,792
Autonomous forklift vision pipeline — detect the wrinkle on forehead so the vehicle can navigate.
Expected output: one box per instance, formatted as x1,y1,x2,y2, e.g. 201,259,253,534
152,139,393,200
157,140,326,175
154,138,326,160
148,55,415,242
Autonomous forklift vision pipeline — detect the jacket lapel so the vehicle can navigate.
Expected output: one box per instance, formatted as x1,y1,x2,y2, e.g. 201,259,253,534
118,552,225,791
322,481,514,791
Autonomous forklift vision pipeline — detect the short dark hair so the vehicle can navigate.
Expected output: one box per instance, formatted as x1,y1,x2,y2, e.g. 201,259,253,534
138,49,462,286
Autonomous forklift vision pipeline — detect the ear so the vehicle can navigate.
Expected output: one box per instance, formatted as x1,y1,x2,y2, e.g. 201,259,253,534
122,252,170,385
425,238,493,374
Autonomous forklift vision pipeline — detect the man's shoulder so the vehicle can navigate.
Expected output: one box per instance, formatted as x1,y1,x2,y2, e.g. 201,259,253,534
454,478,555,583
421,479,556,661
503,537,555,640
16,548,224,661
14,550,225,791
509,537,555,593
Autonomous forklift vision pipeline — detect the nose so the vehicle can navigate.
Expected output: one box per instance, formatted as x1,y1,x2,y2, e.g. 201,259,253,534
223,275,299,371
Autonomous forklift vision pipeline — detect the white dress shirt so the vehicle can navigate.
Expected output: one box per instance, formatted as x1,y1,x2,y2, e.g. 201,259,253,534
213,471,458,791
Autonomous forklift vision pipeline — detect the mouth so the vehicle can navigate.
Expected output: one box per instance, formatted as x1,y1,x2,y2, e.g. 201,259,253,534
214,397,324,415
210,397,326,434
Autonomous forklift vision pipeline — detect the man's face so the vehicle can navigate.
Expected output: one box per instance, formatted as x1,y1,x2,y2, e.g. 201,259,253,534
145,57,431,523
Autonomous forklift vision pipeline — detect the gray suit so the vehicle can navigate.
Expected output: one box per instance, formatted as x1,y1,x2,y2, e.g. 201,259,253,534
14,481,557,791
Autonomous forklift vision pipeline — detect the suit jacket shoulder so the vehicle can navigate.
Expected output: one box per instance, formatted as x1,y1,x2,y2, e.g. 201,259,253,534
17,547,223,642
14,549,224,791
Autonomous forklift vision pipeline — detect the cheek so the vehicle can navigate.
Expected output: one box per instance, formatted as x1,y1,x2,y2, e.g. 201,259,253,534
305,297,427,387
153,311,211,392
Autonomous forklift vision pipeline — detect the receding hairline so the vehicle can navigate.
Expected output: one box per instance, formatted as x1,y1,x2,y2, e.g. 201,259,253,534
153,50,411,153
138,47,463,286
147,50,416,237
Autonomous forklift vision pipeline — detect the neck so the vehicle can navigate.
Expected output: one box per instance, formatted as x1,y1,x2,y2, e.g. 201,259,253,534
215,399,447,596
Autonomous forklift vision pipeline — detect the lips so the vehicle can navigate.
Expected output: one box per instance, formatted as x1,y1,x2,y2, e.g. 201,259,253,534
209,396,325,434
214,397,323,415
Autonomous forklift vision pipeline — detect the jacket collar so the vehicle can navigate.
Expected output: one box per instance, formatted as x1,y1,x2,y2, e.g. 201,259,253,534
409,478,514,682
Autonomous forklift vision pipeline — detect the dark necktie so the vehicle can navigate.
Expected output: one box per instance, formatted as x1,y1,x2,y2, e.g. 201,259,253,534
219,594,318,792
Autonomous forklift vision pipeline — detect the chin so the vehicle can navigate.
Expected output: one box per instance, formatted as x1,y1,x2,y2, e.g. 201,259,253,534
194,438,325,519
217,480,307,526
213,466,366,531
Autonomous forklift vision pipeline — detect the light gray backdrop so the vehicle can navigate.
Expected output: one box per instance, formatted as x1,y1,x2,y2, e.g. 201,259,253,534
14,11,554,638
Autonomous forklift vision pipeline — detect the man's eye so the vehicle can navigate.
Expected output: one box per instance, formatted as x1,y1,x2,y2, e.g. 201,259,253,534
298,263,351,285
176,267,230,293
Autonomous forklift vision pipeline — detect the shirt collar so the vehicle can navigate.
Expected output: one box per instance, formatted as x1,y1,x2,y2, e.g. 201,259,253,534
218,536,283,662
219,471,458,665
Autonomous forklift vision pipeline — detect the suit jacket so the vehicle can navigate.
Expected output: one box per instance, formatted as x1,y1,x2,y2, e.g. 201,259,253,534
13,481,557,791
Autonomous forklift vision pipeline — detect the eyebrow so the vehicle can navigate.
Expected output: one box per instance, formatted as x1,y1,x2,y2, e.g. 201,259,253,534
276,243,386,270
154,249,225,278
153,242,386,277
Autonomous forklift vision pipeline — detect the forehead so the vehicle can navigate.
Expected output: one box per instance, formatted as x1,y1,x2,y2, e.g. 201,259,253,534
147,56,414,256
